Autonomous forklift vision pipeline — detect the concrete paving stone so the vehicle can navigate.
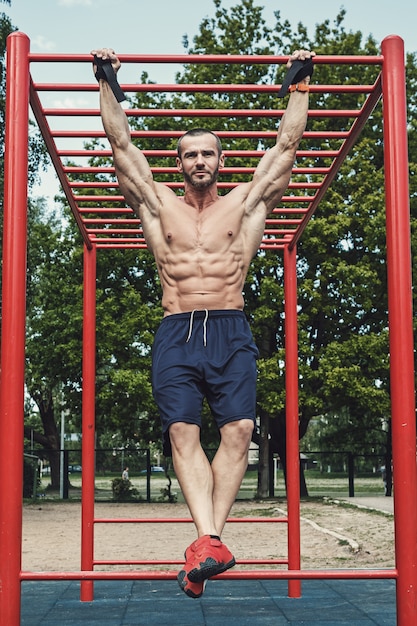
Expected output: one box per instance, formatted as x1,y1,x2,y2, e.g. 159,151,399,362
20,579,397,625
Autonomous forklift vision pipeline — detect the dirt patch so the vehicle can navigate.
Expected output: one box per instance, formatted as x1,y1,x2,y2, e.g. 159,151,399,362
22,499,394,573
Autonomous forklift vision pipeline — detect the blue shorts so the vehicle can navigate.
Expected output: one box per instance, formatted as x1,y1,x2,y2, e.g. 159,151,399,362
152,310,259,454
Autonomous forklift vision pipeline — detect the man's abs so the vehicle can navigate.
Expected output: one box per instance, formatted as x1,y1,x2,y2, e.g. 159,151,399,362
160,270,246,315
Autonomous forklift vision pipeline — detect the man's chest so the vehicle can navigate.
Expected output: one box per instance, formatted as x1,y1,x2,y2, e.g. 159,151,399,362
159,205,243,252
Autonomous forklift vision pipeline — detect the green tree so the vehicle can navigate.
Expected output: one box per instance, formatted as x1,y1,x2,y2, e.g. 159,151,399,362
0,1,15,236
0,1,48,235
24,198,163,488
24,199,84,488
1,3,50,471
93,247,162,445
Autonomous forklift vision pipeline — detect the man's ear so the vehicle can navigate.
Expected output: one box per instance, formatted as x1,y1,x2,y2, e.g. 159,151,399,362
219,153,225,169
176,156,183,172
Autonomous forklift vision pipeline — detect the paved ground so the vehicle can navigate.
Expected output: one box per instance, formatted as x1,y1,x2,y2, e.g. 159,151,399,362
21,578,396,625
340,496,394,515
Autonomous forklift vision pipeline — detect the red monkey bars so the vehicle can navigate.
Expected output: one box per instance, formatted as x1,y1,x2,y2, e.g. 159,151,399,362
1,32,416,625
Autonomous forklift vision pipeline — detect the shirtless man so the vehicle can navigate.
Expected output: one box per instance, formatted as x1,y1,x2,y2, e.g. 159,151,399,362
92,47,314,598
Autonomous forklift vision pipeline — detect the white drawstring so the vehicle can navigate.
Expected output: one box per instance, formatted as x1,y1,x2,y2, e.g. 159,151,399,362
185,310,196,343
202,309,208,346
186,309,209,347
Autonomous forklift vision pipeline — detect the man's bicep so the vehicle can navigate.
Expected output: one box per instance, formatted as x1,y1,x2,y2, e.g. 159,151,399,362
113,144,160,215
246,148,294,215
113,142,152,188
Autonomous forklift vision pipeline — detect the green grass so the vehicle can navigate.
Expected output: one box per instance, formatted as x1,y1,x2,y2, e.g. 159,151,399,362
36,466,386,502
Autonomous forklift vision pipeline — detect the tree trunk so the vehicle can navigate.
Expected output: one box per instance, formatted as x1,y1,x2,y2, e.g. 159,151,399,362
299,462,309,497
29,390,63,490
384,419,393,497
256,409,270,498
269,414,309,497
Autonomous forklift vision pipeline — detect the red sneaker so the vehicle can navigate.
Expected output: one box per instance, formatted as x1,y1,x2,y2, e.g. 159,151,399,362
182,535,236,583
177,569,207,598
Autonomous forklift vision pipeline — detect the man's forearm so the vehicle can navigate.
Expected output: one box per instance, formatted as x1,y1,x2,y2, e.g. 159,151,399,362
276,86,309,151
275,50,313,149
99,80,131,150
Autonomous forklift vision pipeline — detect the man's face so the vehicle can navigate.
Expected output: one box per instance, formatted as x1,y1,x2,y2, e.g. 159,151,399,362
176,135,224,189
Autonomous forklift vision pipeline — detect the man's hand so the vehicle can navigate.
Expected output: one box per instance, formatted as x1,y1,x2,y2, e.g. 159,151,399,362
286,49,315,84
91,48,126,102
91,48,121,77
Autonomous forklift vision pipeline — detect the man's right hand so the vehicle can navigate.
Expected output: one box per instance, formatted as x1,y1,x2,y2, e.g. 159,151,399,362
286,49,315,84
90,48,121,77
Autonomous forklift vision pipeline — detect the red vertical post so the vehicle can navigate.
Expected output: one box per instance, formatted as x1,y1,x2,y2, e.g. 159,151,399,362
80,243,97,601
284,244,301,598
381,35,417,625
0,32,30,626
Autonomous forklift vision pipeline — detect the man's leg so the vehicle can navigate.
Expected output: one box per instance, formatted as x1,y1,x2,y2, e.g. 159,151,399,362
171,421,232,597
170,418,253,536
169,422,218,536
211,419,254,534
172,419,252,592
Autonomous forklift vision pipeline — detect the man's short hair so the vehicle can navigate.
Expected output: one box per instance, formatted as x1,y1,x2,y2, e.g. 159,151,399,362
177,128,223,158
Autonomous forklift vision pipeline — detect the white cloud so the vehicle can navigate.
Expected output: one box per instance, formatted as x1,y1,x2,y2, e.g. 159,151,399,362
31,36,56,52
58,0,94,7
51,96,95,109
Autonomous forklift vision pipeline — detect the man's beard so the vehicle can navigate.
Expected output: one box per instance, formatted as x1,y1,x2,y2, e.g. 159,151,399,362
183,167,219,189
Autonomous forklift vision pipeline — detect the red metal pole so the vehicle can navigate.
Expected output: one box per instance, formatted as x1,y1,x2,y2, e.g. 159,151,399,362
284,244,301,598
0,32,30,626
0,33,29,626
381,35,417,626
80,243,97,601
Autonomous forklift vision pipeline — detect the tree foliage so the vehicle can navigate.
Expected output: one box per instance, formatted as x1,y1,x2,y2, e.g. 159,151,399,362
1,2,49,263
0,1,14,230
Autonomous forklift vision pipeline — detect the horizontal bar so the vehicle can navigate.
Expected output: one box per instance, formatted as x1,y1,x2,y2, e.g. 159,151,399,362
34,83,376,94
28,52,383,65
93,559,289,566
20,568,397,582
74,194,316,203
86,229,143,235
51,130,349,139
82,218,140,224
82,228,304,239
90,237,145,243
67,168,326,181
65,175,322,191
95,243,149,249
267,220,303,226
83,219,302,228
78,207,134,214
63,168,326,184
272,208,309,214
92,242,286,250
78,207,308,216
93,517,289,524
43,107,361,119
264,230,298,235
58,149,339,158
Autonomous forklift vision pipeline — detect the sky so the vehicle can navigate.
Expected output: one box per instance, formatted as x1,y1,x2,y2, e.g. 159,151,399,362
5,0,415,58
3,0,416,201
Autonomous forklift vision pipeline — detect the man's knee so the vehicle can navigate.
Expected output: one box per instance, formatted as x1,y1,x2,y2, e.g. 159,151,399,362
221,419,254,447
169,422,201,454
